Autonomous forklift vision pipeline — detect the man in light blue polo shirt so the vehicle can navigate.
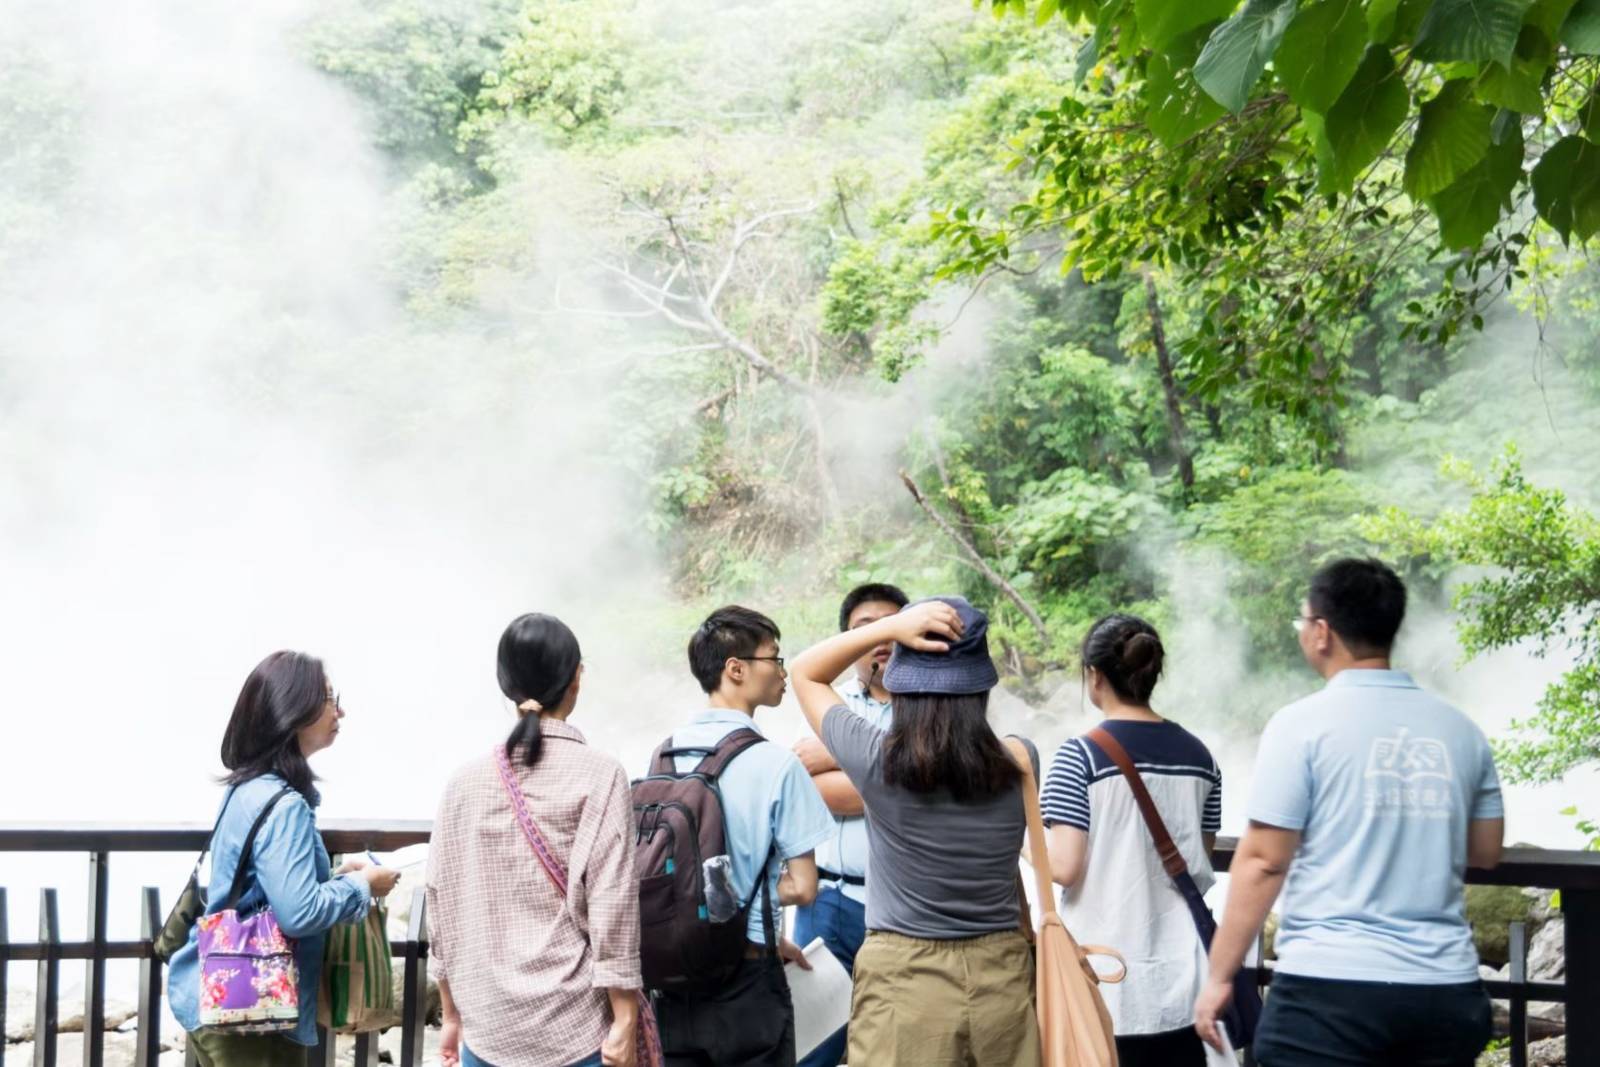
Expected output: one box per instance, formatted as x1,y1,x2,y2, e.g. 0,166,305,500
654,605,834,1067
1195,558,1505,1067
791,582,907,1067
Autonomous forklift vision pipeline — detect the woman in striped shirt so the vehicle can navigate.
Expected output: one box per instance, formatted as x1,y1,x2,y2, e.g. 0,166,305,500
1040,614,1228,1067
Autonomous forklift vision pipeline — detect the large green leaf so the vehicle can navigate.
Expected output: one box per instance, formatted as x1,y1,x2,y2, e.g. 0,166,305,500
1563,0,1600,52
1137,0,1241,49
1581,77,1600,139
1276,0,1367,112
1523,0,1578,39
1532,135,1600,242
1318,45,1410,194
1145,31,1228,144
1194,0,1297,111
1475,25,1554,113
1404,80,1494,197
1413,0,1535,64
1429,124,1524,247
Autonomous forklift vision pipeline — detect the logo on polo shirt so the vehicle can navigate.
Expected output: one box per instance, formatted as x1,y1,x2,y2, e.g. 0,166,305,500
1363,728,1455,818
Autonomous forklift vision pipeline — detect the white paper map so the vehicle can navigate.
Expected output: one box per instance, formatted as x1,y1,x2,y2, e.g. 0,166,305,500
785,936,854,1059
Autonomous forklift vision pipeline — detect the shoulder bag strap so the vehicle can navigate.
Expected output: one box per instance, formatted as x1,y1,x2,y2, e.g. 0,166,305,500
491,746,665,1067
191,785,238,876
219,785,295,913
1003,738,1057,922
493,744,570,894
689,727,766,779
1085,726,1188,879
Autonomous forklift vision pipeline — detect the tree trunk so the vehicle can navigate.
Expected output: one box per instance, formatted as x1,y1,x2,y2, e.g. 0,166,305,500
1143,272,1195,491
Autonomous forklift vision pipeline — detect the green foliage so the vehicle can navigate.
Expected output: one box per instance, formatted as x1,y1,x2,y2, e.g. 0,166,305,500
1366,448,1600,783
1190,468,1376,657
1001,466,1154,590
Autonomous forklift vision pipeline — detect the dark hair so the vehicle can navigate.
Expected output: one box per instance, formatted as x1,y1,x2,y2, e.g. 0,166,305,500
1308,557,1407,656
838,582,909,632
880,691,1021,801
687,605,781,694
1081,613,1165,705
498,613,583,769
220,650,327,800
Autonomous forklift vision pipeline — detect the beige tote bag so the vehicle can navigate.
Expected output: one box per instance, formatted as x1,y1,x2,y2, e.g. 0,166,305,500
1008,739,1126,1067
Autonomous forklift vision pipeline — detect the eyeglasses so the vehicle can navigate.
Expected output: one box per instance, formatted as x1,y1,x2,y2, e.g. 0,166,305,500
325,690,343,712
1291,615,1323,633
737,655,786,669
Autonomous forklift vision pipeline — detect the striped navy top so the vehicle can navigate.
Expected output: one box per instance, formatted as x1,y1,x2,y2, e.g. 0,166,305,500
1041,718,1222,834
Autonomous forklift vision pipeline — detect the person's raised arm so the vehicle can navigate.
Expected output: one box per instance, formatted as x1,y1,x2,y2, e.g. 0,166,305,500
789,600,963,737
1194,821,1300,1050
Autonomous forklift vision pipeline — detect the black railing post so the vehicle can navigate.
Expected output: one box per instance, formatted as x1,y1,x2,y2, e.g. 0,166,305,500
1566,888,1600,1067
134,888,162,1067
84,851,109,1067
352,1032,379,1067
35,887,60,1067
400,888,429,1067
312,1026,338,1067
0,888,9,1055
1507,920,1526,1067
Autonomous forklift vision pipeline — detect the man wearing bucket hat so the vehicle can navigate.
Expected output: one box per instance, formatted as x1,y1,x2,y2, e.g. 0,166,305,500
789,596,1043,1067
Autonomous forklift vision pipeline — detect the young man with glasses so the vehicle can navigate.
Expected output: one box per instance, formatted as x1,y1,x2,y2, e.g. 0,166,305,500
653,605,834,1067
1195,558,1505,1067
790,583,907,1067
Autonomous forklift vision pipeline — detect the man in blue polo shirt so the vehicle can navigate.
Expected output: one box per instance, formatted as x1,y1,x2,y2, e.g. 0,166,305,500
791,582,907,1067
655,605,834,1067
1195,558,1505,1067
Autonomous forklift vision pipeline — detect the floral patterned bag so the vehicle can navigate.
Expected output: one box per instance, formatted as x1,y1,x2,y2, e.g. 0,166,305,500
197,785,301,1033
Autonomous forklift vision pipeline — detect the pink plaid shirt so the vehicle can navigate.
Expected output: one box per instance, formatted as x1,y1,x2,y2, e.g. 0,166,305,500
426,719,640,1066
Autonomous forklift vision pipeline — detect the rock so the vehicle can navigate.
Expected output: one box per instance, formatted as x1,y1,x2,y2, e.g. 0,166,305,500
1467,884,1538,968
59,998,138,1035
379,1021,444,1066
1528,916,1564,982
4,985,33,1042
5,1030,140,1067
1529,1036,1565,1066
1261,912,1278,961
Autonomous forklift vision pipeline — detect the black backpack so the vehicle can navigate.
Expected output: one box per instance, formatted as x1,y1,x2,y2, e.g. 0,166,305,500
632,728,773,991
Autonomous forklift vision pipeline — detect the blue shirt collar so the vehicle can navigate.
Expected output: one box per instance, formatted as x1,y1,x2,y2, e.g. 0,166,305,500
1326,668,1417,690
690,706,766,736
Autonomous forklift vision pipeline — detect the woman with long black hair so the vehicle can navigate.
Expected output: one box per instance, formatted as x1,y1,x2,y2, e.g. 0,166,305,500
426,613,647,1067
789,596,1041,1067
167,651,399,1067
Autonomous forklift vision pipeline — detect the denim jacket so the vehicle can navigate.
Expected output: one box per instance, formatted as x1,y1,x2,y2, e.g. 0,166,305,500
167,774,372,1045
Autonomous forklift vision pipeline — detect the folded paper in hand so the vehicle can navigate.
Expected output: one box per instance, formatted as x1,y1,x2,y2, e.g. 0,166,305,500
786,937,853,1060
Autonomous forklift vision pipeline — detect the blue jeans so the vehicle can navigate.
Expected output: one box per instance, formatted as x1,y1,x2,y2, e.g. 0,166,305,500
792,884,866,1067
462,1044,602,1067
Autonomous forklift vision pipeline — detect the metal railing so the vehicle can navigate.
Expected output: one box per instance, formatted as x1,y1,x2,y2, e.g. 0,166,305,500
2,825,1597,1067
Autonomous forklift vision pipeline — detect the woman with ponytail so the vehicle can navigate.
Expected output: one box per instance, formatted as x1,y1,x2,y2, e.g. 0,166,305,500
426,614,650,1067
1039,615,1230,1067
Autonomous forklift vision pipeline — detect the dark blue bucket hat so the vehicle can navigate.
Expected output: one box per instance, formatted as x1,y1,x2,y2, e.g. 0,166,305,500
882,595,1000,696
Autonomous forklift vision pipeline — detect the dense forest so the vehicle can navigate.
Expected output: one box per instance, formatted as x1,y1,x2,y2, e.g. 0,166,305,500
2,0,1597,811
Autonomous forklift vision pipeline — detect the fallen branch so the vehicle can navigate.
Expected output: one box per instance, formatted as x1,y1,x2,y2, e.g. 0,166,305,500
898,470,1048,646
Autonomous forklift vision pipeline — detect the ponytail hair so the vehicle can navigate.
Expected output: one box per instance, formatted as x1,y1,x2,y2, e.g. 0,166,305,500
1080,613,1165,705
497,613,582,768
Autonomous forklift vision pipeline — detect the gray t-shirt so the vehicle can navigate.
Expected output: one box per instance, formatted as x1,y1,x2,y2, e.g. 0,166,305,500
821,704,1039,939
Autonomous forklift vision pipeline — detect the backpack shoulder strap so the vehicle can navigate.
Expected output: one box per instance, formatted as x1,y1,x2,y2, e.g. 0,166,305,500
692,727,766,780
649,727,766,779
1085,726,1188,879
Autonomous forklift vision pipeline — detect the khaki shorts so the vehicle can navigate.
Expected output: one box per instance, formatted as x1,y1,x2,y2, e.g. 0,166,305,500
849,929,1041,1067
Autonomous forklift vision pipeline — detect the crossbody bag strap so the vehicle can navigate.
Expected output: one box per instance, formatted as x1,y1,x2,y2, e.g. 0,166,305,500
494,745,571,894
219,785,295,913
1085,727,1188,879
1002,737,1057,923
191,785,238,876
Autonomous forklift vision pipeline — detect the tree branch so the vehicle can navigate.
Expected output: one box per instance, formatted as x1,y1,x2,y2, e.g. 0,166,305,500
899,469,1048,646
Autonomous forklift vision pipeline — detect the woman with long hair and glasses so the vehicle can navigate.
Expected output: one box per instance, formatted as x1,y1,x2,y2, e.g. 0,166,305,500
1040,614,1229,1067
167,651,400,1067
790,596,1041,1067
427,613,649,1067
